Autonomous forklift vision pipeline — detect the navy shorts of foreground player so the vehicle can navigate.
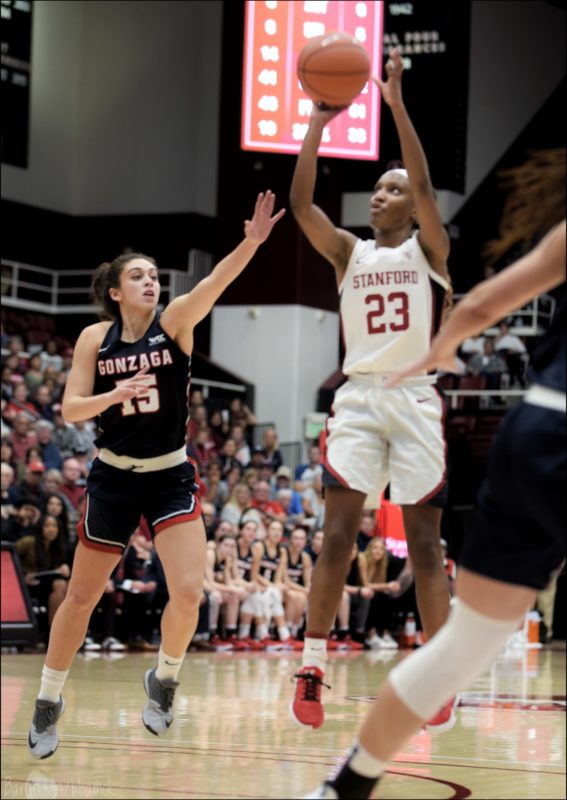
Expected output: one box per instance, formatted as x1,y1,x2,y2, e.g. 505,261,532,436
77,448,202,554
460,388,566,590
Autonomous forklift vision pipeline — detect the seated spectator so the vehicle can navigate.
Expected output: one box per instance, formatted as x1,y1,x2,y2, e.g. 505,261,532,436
32,384,56,422
305,528,324,567
220,482,252,529
242,467,259,494
115,527,158,651
272,465,302,508
250,520,291,646
302,472,325,531
233,520,269,649
224,463,244,497
247,444,268,474
8,459,48,508
229,397,257,433
1,437,16,469
359,536,413,649
35,420,63,471
1,495,42,542
202,459,229,512
231,424,251,467
6,336,28,373
187,404,208,442
251,480,287,527
58,457,85,511
208,409,230,449
217,437,243,480
43,468,75,529
189,389,206,417
277,487,306,531
262,427,283,472
494,320,528,387
1,461,16,521
15,513,70,631
70,419,96,462
205,534,247,649
294,445,323,491
24,354,44,393
467,337,508,390
187,424,217,473
3,382,41,425
1,365,14,400
51,407,77,460
39,339,63,373
459,334,485,360
282,526,312,640
201,500,219,540
356,510,378,553
210,519,238,545
341,543,372,647
44,493,72,558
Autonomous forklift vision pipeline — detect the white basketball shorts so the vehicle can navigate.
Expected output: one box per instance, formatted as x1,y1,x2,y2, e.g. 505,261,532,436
322,378,447,509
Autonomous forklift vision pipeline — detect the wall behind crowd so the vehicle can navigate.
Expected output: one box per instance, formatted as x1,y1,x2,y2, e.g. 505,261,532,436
1,0,565,440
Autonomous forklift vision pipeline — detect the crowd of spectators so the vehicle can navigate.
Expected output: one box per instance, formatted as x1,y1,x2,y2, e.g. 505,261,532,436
1,327,441,654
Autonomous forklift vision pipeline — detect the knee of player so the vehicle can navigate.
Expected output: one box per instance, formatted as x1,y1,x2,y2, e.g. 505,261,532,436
66,585,103,613
169,581,202,611
409,535,443,571
319,528,355,560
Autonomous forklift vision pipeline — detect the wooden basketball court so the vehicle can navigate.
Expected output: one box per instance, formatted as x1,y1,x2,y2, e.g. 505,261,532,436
1,644,565,799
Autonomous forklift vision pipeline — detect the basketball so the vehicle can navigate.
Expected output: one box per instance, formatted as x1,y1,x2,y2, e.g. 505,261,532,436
297,32,370,107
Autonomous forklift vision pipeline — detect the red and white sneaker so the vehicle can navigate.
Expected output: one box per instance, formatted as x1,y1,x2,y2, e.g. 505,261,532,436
209,635,234,652
247,638,268,651
342,635,364,651
227,636,249,651
289,666,330,729
426,695,458,733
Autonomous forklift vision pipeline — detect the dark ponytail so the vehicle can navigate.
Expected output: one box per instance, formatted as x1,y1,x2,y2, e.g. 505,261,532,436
90,252,156,320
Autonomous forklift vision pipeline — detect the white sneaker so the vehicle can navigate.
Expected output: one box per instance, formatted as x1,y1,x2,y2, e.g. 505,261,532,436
102,637,126,652
364,634,382,650
304,783,339,799
380,632,399,650
82,637,101,651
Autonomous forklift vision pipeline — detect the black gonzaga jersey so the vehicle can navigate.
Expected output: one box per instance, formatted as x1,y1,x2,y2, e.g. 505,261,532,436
529,287,566,393
93,314,191,458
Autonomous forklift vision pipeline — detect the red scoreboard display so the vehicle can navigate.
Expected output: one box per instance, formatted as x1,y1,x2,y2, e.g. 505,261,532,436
242,0,384,161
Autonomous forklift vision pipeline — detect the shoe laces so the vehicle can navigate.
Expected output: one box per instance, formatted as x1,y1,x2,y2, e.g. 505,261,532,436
292,670,330,701
34,702,60,733
151,674,178,712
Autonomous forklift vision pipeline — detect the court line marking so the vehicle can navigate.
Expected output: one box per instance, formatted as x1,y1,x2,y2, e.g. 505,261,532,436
3,736,565,775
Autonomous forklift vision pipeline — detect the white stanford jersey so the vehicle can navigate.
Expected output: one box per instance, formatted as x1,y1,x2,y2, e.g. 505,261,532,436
339,233,449,378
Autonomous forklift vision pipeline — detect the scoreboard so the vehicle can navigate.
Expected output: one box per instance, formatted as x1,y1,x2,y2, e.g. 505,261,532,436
242,0,384,161
1,0,33,168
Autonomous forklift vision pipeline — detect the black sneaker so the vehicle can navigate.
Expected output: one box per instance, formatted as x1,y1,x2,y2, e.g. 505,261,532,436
28,697,65,759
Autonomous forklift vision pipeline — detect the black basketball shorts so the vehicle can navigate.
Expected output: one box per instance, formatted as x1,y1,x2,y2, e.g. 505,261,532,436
77,458,202,554
459,402,566,590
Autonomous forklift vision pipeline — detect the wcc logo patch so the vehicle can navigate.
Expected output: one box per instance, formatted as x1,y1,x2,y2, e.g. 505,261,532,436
148,334,166,346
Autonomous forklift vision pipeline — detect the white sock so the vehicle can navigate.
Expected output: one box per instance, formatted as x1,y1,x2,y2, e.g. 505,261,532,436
155,648,184,683
302,636,328,672
238,623,251,639
288,622,298,637
38,665,69,703
278,625,290,642
348,740,386,778
256,623,268,640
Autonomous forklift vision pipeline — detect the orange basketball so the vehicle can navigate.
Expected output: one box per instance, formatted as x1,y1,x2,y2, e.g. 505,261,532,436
297,32,370,107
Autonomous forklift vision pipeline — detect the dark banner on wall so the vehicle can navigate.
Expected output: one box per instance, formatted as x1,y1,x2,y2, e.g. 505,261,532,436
1,0,33,168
